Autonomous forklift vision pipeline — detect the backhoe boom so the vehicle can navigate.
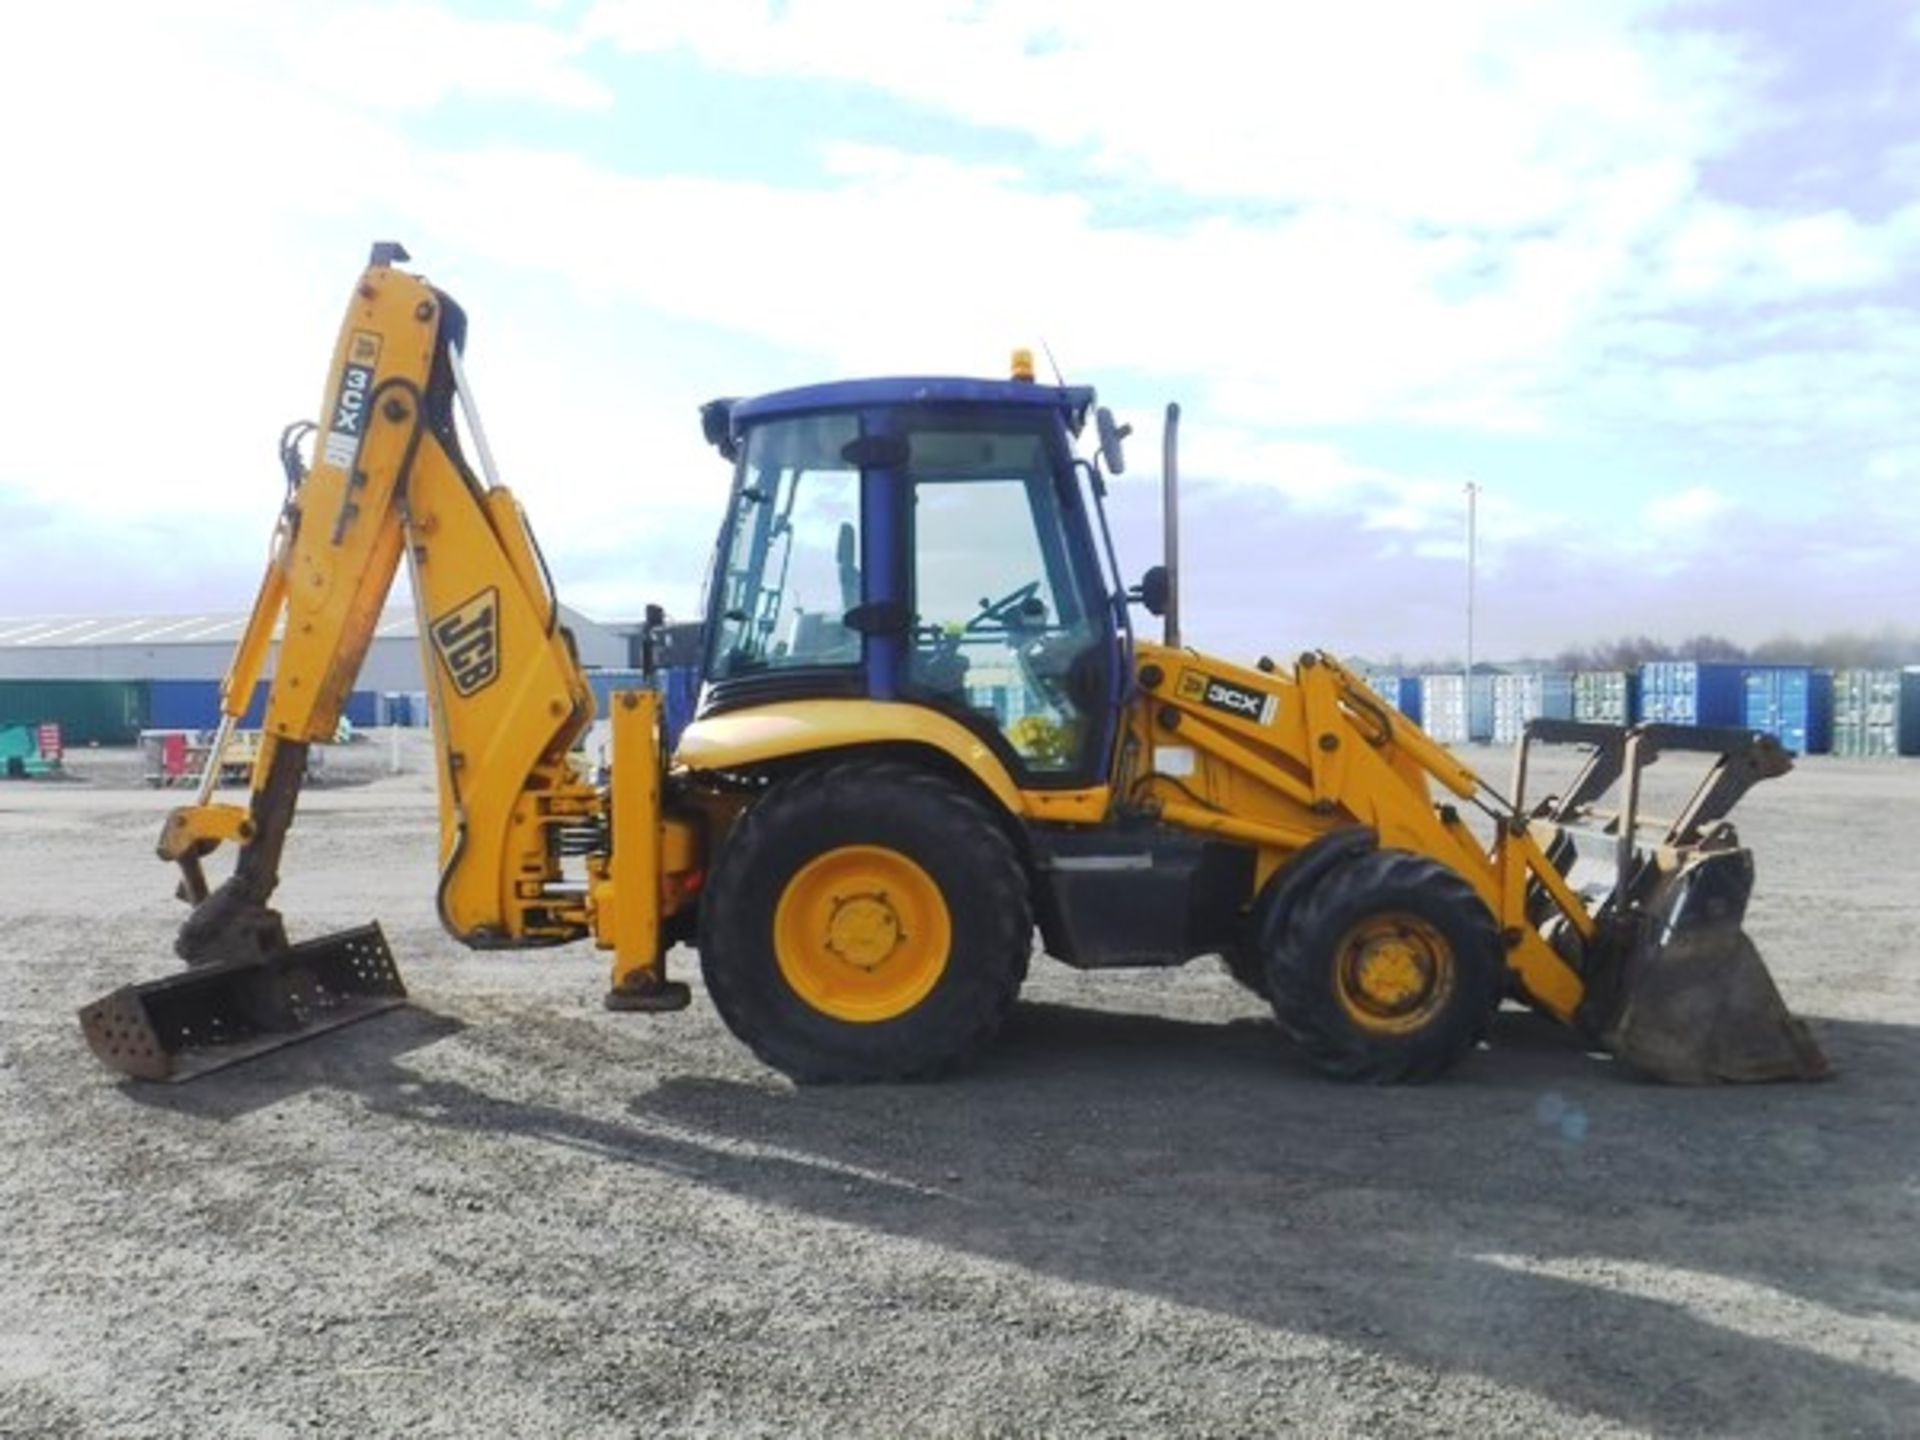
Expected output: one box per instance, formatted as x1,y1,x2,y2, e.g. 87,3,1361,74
83,250,691,1078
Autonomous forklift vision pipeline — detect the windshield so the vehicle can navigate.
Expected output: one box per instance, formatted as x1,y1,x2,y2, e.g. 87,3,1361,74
708,414,863,680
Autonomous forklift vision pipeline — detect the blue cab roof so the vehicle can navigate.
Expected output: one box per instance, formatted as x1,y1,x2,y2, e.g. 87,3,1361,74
725,376,1097,433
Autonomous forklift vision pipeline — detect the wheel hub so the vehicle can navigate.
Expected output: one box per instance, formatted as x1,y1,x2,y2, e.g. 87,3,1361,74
772,845,952,1023
825,893,903,970
1333,914,1456,1033
1352,938,1429,1012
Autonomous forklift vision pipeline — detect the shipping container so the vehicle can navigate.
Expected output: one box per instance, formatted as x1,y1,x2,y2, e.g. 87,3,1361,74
1418,673,1494,744
146,680,377,732
1741,666,1832,755
377,691,430,727
1490,672,1574,744
147,679,270,731
1637,661,1745,728
0,679,148,746
1572,670,1638,726
582,667,701,751
1362,673,1422,725
1831,668,1897,757
376,692,405,727
1831,668,1920,757
585,668,649,720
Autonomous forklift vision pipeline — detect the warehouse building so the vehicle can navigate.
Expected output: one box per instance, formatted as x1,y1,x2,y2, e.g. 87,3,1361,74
0,607,632,740
0,607,627,687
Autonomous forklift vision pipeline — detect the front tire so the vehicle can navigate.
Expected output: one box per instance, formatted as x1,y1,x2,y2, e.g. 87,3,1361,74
698,759,1030,1082
1263,848,1503,1083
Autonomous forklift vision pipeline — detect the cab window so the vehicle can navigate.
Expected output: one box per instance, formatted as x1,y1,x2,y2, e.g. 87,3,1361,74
907,427,1106,774
709,414,862,681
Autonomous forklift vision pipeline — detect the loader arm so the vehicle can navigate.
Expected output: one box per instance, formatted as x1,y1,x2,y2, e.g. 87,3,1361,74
164,250,598,965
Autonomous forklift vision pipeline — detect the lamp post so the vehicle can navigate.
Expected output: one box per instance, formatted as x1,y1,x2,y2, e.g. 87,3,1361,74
1464,481,1479,738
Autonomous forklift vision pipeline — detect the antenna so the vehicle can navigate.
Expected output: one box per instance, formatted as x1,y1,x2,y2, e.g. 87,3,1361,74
1039,339,1066,387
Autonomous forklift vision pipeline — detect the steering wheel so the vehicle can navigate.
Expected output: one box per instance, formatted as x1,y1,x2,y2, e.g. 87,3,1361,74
915,579,1052,701
964,580,1045,634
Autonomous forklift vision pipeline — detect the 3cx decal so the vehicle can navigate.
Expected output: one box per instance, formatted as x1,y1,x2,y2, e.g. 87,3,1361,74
1177,669,1278,725
322,330,382,470
431,588,500,697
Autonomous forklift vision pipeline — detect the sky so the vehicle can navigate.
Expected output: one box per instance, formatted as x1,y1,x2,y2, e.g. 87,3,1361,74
0,0,1915,664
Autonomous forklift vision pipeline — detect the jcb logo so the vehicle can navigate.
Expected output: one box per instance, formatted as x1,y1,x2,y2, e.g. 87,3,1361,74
432,589,500,697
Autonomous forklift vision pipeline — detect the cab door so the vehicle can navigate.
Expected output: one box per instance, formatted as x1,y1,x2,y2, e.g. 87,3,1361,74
900,418,1118,784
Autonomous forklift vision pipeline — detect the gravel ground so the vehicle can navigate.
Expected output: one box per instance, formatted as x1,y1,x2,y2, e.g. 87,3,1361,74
3,744,1918,1437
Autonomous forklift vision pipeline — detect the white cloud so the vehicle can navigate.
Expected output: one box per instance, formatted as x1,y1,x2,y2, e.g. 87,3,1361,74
1644,485,1727,529
1656,201,1920,299
584,0,1749,227
286,3,612,112
0,0,1914,649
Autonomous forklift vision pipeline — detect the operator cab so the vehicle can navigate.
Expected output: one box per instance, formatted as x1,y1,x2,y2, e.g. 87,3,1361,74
699,376,1125,785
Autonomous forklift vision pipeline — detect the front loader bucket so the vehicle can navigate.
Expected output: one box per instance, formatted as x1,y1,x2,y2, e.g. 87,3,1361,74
1598,849,1828,1084
78,924,406,1083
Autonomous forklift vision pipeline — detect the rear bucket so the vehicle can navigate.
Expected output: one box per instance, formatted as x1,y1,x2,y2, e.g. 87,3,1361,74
1600,850,1828,1084
78,923,406,1082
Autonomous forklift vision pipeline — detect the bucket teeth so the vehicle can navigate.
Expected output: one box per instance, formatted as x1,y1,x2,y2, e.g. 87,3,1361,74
78,923,406,1083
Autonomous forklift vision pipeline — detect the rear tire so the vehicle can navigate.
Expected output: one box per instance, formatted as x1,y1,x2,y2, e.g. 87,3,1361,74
1263,848,1503,1083
698,759,1030,1082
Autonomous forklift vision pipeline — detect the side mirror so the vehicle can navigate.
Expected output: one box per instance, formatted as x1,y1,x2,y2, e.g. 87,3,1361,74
1133,564,1169,617
700,398,738,460
640,602,667,677
1096,406,1131,476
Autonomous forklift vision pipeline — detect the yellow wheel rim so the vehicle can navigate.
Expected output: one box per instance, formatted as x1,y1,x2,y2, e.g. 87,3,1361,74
1332,913,1456,1034
773,845,952,1023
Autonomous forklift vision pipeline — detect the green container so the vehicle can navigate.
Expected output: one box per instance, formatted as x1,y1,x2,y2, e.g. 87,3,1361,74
0,679,149,746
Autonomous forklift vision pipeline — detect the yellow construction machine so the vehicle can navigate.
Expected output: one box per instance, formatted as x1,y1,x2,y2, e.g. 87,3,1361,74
79,247,1826,1086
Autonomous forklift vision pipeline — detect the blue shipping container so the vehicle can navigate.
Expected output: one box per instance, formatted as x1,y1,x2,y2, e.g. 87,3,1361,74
1742,666,1832,755
1638,661,1745,727
1394,676,1422,726
586,669,648,719
146,680,378,732
379,691,432,727
585,667,701,751
146,679,270,730
1360,673,1422,725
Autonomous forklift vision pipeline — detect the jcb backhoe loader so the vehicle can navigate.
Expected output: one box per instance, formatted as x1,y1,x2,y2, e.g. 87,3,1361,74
78,247,1826,1087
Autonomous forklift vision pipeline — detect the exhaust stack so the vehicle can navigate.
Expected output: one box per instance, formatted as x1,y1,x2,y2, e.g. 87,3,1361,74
1162,401,1181,650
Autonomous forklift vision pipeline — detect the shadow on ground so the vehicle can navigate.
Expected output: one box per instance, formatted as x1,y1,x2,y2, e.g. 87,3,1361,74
132,1000,1920,1434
